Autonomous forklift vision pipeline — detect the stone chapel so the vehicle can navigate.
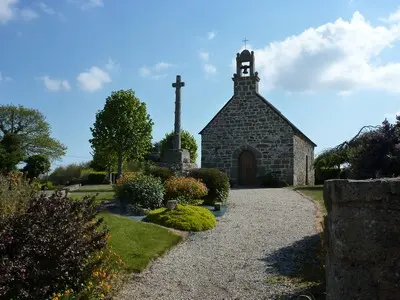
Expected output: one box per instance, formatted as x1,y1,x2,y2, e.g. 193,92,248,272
199,49,316,186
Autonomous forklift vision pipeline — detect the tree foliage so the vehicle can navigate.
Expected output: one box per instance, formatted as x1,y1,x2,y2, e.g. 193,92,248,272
22,155,51,179
159,130,198,163
0,133,24,174
89,90,153,176
314,117,400,179
0,105,66,161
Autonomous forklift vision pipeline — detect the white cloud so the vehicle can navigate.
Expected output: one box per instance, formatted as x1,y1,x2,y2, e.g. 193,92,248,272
105,58,120,72
204,64,217,75
199,51,209,62
0,71,12,82
248,10,400,94
0,0,17,23
199,51,216,76
19,8,38,21
139,62,173,80
0,0,42,24
207,31,216,40
380,7,400,23
38,2,54,15
69,0,103,10
38,76,71,92
77,66,111,92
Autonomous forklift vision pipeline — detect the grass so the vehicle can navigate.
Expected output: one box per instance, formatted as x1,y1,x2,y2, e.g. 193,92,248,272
69,184,115,203
294,185,326,215
145,204,217,231
285,185,327,299
99,212,182,272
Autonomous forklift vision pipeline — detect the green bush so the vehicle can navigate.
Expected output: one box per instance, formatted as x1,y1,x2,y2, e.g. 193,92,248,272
164,177,208,204
116,174,164,210
145,204,216,231
187,168,229,205
87,171,108,185
145,166,173,183
259,172,288,188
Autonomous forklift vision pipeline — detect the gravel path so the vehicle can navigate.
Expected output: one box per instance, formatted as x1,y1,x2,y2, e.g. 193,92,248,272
117,188,318,300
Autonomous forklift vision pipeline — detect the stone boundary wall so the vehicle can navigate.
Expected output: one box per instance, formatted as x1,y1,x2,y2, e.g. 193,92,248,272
323,178,400,299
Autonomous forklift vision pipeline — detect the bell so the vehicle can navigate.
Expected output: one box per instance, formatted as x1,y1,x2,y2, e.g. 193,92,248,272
243,68,249,74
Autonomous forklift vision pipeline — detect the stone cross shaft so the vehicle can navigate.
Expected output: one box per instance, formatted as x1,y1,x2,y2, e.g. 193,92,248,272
172,75,185,150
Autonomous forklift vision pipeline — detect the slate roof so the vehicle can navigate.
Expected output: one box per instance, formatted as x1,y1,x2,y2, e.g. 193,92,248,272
199,93,317,147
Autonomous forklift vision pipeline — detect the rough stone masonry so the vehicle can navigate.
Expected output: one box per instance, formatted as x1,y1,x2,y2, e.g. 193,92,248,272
324,178,400,300
199,49,316,186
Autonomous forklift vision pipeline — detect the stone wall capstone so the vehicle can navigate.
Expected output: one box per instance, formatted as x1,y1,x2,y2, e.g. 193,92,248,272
324,178,400,300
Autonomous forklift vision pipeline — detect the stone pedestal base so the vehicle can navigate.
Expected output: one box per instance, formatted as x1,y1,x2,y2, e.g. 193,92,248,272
163,149,190,164
158,148,197,175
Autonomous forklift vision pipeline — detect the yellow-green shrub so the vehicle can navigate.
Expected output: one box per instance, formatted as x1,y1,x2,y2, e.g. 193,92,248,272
164,177,208,204
145,204,216,231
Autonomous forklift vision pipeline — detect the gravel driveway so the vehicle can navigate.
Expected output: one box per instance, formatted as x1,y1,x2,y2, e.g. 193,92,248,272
117,188,318,300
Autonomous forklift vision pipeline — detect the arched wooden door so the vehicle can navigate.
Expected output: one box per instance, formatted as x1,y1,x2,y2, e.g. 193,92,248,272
238,150,257,186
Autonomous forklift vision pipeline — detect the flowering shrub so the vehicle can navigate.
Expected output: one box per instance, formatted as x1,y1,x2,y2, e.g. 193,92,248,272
164,177,208,204
0,194,109,299
117,174,164,210
0,172,37,219
115,172,140,185
51,247,125,300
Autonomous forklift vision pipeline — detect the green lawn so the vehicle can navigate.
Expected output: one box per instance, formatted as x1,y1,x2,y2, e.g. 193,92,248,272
99,212,182,272
69,184,115,202
295,185,326,215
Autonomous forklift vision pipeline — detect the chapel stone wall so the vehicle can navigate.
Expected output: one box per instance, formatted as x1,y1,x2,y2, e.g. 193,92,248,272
201,76,294,185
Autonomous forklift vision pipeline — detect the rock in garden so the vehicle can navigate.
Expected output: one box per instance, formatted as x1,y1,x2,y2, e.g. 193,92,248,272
167,200,178,210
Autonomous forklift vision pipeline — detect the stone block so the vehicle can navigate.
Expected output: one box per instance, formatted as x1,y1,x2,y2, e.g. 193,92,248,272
214,202,222,211
324,178,400,300
167,200,178,210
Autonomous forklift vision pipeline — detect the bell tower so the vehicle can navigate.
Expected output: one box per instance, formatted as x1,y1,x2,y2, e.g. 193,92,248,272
232,49,260,95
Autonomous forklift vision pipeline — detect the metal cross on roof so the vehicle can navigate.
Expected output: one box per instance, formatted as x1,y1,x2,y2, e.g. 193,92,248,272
243,38,249,49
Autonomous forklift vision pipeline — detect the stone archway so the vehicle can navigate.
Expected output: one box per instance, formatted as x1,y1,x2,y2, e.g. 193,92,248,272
238,150,257,186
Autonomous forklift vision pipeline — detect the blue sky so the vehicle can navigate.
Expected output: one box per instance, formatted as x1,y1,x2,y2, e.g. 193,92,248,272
1,0,400,169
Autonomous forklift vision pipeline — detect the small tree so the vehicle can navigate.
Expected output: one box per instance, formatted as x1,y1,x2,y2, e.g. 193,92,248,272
90,89,153,177
22,155,51,180
159,130,198,163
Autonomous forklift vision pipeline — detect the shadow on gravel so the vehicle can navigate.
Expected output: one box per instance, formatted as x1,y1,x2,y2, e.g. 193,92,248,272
261,233,326,300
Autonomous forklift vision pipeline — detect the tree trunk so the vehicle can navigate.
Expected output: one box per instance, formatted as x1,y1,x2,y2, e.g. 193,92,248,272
117,151,123,180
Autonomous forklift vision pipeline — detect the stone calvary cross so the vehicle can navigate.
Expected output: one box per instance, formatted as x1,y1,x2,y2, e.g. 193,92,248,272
172,75,185,150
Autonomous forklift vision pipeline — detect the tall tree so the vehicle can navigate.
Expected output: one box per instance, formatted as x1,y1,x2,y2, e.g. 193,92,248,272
0,105,66,160
22,155,51,179
89,148,117,172
89,89,153,176
159,130,198,163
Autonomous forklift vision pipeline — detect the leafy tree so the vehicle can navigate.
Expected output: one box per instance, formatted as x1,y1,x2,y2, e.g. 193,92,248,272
145,141,161,162
0,105,66,160
89,89,153,177
159,130,198,163
317,117,400,180
89,148,117,172
0,133,24,174
22,155,51,179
